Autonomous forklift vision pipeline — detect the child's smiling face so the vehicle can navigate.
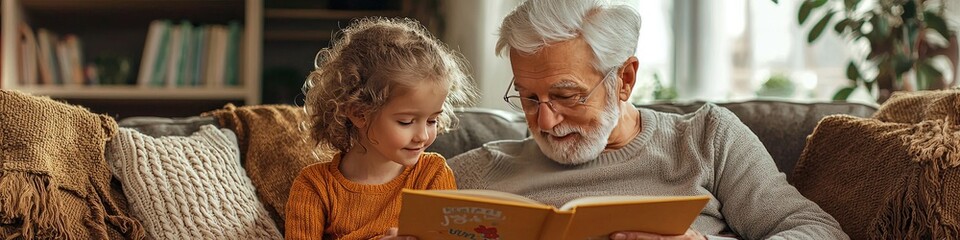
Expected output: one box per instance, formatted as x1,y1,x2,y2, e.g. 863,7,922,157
359,80,448,166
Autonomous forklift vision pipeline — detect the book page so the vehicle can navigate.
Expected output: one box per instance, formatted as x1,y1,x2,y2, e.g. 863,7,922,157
560,195,707,211
431,189,544,205
561,195,711,238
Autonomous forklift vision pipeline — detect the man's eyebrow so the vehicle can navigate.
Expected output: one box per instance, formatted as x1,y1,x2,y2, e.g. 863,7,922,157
550,79,585,90
513,77,585,91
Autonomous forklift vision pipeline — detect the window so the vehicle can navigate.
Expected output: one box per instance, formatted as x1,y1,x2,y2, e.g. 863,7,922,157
626,1,675,103
629,0,870,104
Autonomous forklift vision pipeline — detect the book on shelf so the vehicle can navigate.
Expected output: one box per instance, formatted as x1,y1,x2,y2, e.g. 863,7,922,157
64,35,85,85
138,19,175,88
137,19,243,89
398,189,710,240
55,39,71,85
27,28,87,87
224,21,242,86
165,24,183,88
55,35,84,85
18,23,38,86
36,28,59,85
176,21,195,87
204,25,225,88
151,20,172,87
193,25,209,87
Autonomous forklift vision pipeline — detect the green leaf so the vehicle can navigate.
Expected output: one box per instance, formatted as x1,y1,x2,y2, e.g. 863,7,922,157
811,0,828,8
873,15,890,38
799,0,828,24
834,19,850,34
833,87,856,101
772,0,779,4
808,11,836,43
846,62,861,82
906,21,922,47
853,19,866,35
917,61,944,90
923,11,950,39
843,0,860,10
893,54,914,76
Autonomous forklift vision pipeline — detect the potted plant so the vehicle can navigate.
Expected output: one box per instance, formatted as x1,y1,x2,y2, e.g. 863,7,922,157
757,73,799,98
796,0,958,102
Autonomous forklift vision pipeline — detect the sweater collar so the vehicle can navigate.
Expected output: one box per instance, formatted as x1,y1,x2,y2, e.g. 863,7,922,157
328,153,413,193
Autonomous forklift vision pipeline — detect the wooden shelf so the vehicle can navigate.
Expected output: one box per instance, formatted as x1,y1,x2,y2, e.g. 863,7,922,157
264,30,332,41
22,0,244,12
23,0,245,29
265,9,402,20
15,85,248,100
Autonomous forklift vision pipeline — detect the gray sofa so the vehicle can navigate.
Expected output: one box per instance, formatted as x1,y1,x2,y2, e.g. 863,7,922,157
121,100,877,181
417,101,877,180
115,100,877,236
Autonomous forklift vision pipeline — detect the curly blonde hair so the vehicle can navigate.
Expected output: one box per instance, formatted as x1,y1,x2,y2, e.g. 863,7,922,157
303,17,477,153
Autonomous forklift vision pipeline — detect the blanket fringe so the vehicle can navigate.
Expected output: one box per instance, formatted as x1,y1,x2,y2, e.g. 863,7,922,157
876,119,960,239
0,171,68,239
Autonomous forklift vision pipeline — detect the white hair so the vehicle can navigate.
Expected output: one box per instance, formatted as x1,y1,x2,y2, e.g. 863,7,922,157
496,0,642,74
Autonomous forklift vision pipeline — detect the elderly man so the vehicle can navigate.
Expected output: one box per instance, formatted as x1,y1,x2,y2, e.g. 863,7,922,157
447,0,849,239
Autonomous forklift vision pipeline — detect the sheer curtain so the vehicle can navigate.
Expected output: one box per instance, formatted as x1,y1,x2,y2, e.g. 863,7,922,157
660,0,863,103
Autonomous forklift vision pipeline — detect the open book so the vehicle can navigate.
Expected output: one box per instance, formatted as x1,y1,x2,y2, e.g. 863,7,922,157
398,189,710,240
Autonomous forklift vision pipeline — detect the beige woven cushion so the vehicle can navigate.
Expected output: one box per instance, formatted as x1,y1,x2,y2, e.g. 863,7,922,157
106,125,282,239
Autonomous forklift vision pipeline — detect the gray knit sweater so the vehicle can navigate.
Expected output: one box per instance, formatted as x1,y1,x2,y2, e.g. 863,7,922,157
449,104,848,240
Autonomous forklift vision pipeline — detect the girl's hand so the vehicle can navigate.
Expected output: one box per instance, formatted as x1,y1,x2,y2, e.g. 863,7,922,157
378,227,418,240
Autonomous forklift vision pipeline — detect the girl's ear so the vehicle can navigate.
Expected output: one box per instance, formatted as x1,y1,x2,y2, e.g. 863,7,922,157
347,107,367,129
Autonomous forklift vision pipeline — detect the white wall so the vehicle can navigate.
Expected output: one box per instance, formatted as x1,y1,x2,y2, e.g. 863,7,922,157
442,0,522,111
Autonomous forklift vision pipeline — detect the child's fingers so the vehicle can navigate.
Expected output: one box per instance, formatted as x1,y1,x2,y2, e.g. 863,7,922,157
380,227,419,240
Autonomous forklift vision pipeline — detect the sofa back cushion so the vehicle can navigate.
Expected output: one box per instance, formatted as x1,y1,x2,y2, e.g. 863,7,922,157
641,101,877,179
427,102,878,180
427,108,528,158
118,115,218,138
107,125,282,239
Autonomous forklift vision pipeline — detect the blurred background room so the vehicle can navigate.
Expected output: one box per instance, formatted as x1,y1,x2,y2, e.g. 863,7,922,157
1,0,958,118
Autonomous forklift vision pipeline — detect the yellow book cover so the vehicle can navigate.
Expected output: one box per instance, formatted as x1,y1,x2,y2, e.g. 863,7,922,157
398,189,710,240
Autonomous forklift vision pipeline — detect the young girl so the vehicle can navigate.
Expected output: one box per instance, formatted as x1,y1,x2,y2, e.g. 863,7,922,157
285,18,476,240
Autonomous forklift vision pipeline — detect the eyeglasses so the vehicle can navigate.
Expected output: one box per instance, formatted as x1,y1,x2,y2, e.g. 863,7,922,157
503,68,618,115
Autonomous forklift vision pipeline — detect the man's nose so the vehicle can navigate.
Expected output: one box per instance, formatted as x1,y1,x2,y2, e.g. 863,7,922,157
536,103,563,131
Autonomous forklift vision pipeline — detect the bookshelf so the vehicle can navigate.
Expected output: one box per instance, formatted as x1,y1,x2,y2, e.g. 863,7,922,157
2,0,440,115
260,0,435,104
1,0,263,115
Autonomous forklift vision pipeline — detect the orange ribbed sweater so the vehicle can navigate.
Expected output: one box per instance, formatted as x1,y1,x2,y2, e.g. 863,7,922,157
285,152,457,239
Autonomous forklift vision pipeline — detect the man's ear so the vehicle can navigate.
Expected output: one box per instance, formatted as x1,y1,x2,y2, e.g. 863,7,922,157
617,56,640,101
346,107,367,129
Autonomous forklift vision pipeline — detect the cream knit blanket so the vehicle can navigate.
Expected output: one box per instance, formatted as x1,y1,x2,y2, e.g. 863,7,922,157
107,125,282,239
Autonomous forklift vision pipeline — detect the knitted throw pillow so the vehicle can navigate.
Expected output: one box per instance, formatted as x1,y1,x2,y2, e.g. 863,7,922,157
106,125,282,239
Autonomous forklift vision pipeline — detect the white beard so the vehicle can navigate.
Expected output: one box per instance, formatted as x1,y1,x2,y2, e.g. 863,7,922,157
533,96,620,165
